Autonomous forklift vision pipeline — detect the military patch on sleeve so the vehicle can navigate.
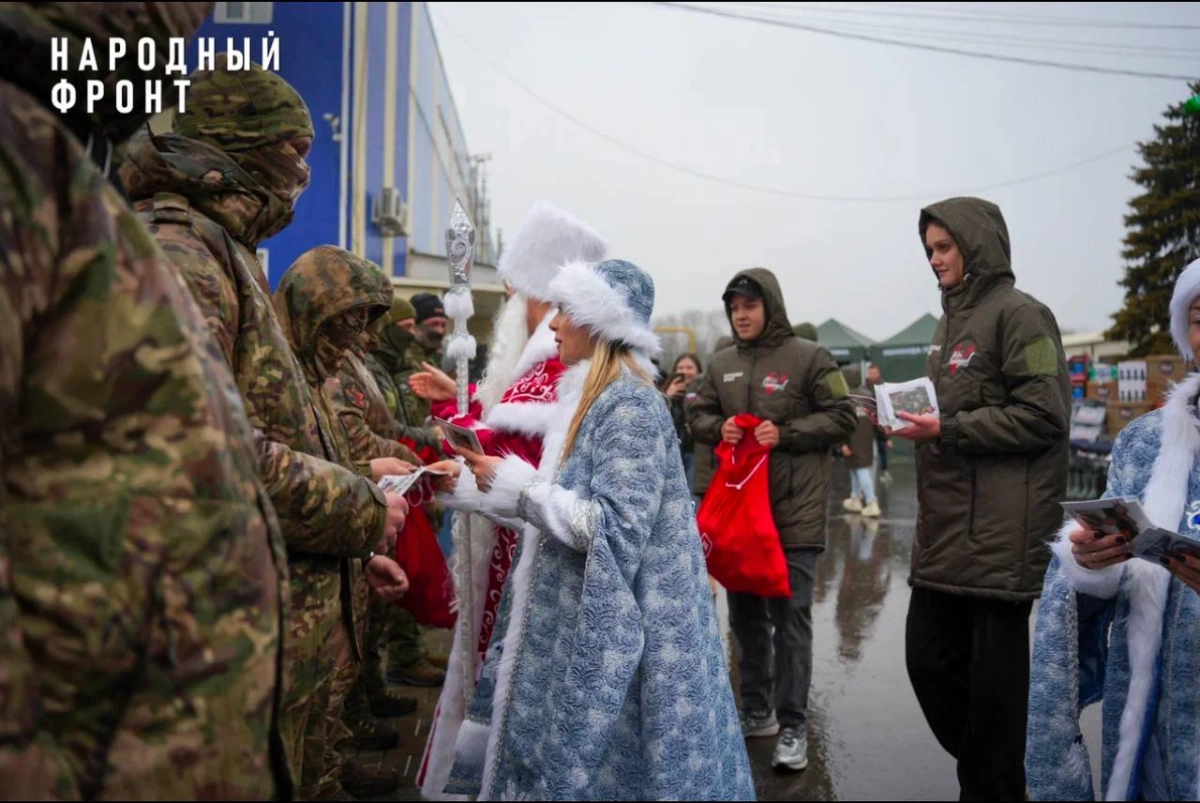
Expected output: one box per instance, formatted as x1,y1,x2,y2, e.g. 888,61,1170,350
344,380,368,410
1024,337,1060,377
825,369,850,399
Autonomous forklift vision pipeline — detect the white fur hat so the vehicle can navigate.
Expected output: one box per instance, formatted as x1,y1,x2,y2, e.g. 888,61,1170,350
547,258,662,360
1170,257,1200,361
497,201,608,300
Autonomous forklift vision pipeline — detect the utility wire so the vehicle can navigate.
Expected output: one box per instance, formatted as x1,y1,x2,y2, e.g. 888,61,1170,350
721,2,1200,58
871,2,1200,31
431,9,1138,203
651,2,1199,81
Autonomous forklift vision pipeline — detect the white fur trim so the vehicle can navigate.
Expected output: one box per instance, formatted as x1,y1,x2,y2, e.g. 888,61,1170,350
1169,258,1200,361
480,455,540,521
483,401,560,440
445,334,478,363
442,464,485,514
1105,370,1200,801
1050,520,1126,600
497,201,608,300
508,311,560,390
418,614,472,801
443,287,475,321
548,261,662,359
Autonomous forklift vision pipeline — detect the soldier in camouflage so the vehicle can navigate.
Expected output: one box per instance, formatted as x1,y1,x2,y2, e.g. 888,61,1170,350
277,245,431,799
0,3,293,799
371,297,443,453
117,56,409,801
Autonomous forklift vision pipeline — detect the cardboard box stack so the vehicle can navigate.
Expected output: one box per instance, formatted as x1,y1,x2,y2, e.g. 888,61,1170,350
1104,355,1189,438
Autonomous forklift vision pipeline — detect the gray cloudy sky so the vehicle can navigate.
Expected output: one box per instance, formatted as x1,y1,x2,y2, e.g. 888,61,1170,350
429,1,1200,341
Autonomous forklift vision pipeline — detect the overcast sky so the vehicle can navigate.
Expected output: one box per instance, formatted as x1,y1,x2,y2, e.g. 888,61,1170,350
429,1,1200,341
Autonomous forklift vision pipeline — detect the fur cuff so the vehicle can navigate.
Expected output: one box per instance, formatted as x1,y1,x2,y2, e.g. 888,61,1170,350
480,454,540,520
443,287,475,321
1050,520,1126,600
441,465,484,513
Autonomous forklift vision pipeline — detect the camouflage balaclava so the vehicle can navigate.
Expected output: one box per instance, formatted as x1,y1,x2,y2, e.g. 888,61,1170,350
0,2,213,157
173,52,313,242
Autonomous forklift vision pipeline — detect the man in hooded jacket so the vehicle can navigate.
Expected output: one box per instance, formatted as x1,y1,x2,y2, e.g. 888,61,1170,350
118,56,411,800
689,268,856,772
889,197,1070,800
0,3,292,798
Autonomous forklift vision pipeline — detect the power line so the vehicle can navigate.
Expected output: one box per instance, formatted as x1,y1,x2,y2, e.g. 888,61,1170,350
721,2,1200,59
651,2,1199,81
875,2,1200,30
430,9,1138,203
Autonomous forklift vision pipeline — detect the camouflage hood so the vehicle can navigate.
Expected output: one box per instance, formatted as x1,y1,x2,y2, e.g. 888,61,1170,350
0,3,212,146
373,319,415,376
118,53,313,246
120,129,294,247
274,246,394,386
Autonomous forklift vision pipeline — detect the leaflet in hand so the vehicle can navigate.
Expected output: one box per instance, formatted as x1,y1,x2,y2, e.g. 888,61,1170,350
871,378,940,431
432,416,485,455
1060,497,1200,563
378,466,451,497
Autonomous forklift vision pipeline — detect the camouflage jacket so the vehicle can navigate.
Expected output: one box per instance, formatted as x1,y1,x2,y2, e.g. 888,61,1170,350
275,246,399,656
364,351,443,454
120,135,389,561
0,7,292,797
375,323,436,427
335,352,423,474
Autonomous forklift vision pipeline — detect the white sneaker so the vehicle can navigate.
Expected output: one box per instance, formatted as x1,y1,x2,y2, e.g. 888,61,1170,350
862,501,881,518
842,496,863,513
771,727,808,771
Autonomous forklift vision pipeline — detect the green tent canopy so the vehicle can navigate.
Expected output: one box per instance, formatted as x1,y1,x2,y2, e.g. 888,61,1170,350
869,312,940,383
816,318,876,364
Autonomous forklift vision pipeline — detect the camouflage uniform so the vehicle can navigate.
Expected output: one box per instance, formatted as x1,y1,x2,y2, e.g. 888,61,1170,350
372,313,442,451
275,246,400,798
0,4,291,799
117,56,388,800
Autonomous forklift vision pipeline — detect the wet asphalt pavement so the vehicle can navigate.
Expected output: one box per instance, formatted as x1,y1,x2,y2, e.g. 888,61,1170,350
373,457,1101,801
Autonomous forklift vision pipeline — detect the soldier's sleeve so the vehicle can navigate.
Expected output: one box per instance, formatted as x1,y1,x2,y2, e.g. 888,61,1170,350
331,377,421,474
252,429,389,556
147,216,240,369
778,346,857,453
687,370,726,447
941,303,1070,455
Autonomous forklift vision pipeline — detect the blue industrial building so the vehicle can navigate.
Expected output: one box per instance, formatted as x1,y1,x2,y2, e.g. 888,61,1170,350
184,1,502,321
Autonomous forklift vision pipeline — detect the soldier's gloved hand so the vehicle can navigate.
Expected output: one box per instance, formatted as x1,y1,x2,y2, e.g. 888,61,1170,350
371,457,417,481
365,554,409,602
381,493,409,553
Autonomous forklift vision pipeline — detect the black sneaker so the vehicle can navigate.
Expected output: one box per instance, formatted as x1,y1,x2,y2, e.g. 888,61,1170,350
739,709,780,738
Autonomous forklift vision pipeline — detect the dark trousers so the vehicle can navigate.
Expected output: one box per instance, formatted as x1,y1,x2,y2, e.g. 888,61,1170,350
905,586,1033,802
875,429,889,472
728,548,818,729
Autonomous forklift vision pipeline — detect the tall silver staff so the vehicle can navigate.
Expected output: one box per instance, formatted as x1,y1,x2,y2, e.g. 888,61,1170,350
443,199,478,701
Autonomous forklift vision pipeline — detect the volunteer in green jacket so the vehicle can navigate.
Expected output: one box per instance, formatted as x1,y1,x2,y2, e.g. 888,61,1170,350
889,197,1070,801
689,268,856,772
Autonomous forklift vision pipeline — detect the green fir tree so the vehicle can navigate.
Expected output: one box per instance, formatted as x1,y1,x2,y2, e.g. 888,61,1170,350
1107,81,1200,356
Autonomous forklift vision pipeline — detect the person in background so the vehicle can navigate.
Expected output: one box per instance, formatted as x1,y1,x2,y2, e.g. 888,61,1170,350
664,353,703,491
840,366,882,518
690,268,856,772
793,322,819,343
1026,257,1200,802
866,364,893,483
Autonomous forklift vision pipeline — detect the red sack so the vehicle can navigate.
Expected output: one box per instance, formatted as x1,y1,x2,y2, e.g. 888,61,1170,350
697,413,791,598
392,503,457,629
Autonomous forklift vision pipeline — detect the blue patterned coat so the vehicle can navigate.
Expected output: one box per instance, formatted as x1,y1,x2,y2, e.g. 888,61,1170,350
444,363,754,801
1026,377,1200,801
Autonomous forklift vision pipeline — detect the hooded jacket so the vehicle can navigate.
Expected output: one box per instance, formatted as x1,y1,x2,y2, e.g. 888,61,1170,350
690,269,857,550
841,367,878,471
0,3,292,798
275,246,399,655
913,197,1070,601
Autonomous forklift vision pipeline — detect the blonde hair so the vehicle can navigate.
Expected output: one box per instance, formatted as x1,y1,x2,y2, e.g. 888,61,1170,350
561,339,653,460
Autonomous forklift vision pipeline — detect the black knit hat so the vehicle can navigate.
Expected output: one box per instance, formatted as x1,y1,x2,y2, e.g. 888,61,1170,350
410,293,446,324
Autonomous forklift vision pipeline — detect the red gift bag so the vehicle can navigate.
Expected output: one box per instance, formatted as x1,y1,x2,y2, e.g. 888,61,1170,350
392,503,457,629
697,414,791,598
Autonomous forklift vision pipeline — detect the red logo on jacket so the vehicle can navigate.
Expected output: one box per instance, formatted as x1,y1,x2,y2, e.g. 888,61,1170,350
948,343,977,376
762,373,790,395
